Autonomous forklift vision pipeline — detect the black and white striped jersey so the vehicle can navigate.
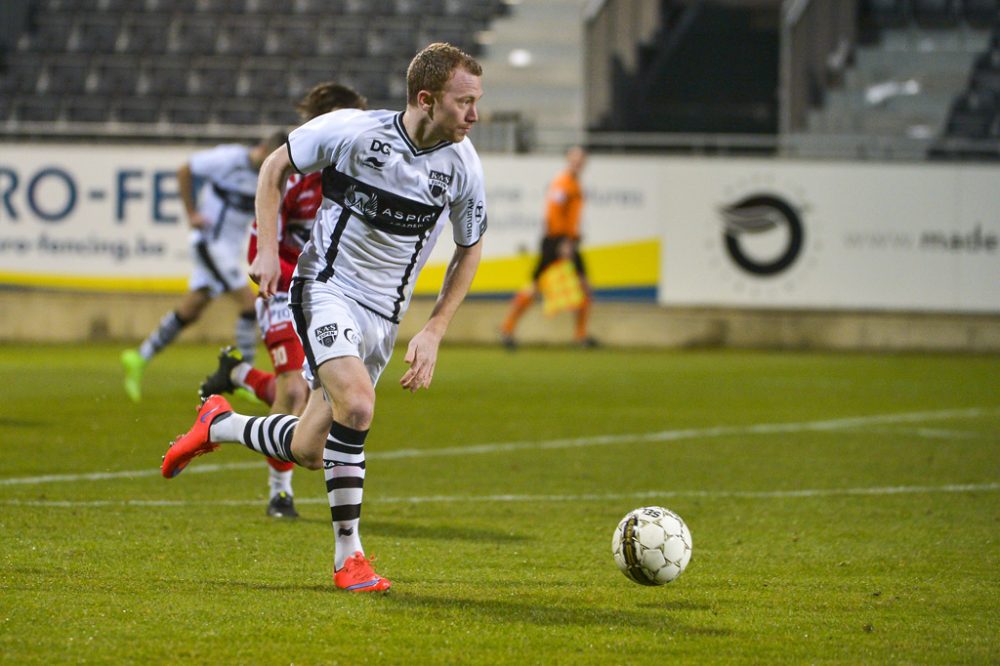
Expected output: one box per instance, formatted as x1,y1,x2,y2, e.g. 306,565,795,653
188,143,259,246
287,108,487,323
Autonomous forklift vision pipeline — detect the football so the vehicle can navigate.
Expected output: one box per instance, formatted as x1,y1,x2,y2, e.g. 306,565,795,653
612,506,692,585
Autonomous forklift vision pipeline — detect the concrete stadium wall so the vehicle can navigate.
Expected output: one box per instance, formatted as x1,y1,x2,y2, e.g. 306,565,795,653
2,289,997,353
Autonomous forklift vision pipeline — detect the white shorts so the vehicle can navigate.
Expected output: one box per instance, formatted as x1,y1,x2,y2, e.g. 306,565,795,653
290,278,398,389
189,240,247,296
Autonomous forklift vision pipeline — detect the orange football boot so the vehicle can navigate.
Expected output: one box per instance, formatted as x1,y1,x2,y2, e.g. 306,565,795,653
161,395,232,478
334,551,392,592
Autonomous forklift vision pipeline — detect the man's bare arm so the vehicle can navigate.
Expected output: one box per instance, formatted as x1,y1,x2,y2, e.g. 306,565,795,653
400,241,483,392
249,146,294,298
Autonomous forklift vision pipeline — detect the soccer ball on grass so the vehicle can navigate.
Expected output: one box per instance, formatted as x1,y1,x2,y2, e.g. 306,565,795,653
612,506,692,585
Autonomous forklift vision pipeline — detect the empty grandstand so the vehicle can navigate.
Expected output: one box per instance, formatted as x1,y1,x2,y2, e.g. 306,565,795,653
2,0,999,159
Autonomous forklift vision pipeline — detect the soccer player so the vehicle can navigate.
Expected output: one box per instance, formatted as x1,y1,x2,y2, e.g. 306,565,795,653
500,146,597,348
199,82,368,520
120,131,288,402
162,43,487,592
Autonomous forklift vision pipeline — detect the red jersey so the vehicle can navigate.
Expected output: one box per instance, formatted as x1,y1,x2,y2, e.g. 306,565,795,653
248,171,323,291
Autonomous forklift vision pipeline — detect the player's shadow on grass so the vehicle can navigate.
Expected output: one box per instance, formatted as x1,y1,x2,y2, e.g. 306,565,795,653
387,593,729,634
363,519,530,543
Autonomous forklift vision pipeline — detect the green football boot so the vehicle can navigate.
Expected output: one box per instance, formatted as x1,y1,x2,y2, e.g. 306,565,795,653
120,349,146,403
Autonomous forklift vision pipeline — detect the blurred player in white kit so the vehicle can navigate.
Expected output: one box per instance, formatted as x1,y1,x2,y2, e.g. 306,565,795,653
121,131,287,402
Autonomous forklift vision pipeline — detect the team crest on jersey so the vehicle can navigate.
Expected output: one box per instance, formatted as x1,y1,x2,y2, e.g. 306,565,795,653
428,170,453,198
315,323,339,347
344,185,380,219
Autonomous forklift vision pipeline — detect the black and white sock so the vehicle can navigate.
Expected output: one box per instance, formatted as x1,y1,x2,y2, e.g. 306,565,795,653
209,412,298,464
139,311,188,361
235,311,257,364
324,421,367,570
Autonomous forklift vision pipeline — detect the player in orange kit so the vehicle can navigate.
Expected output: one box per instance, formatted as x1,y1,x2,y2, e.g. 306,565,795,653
500,146,596,348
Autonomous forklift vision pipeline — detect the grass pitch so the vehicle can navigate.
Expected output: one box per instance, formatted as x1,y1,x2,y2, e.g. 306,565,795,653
1,342,998,664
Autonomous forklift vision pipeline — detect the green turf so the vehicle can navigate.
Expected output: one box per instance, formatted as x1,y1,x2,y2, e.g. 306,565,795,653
1,343,998,664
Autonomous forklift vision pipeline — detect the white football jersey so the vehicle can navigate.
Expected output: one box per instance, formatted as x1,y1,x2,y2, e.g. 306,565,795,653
287,108,487,323
188,143,259,247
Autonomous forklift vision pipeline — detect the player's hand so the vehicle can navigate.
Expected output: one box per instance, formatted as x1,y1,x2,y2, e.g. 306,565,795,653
188,211,210,229
400,328,443,393
557,238,574,259
249,253,280,298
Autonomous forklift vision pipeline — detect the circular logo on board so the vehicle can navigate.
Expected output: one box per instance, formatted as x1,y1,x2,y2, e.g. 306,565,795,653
719,193,804,276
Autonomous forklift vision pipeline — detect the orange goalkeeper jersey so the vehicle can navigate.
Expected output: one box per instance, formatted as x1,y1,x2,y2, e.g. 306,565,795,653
544,169,584,239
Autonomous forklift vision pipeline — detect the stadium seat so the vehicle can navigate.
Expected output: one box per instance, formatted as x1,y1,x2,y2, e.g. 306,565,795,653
46,57,90,95
91,0,133,10
51,0,101,10
945,89,997,138
14,95,62,123
213,99,261,126
348,65,392,100
92,58,141,96
268,18,317,57
115,96,162,123
65,96,110,123
72,15,122,54
198,0,248,13
171,16,219,55
260,100,298,125
145,58,193,97
367,24,418,58
314,19,367,57
343,0,394,16
19,15,74,53
240,58,290,99
866,0,911,28
0,59,44,96
145,0,197,11
291,0,347,14
218,16,267,56
912,0,959,27
288,65,339,99
244,0,283,14
190,59,240,97
963,0,999,27
393,0,444,16
163,98,209,124
122,14,171,55
971,48,1000,92
971,67,1000,93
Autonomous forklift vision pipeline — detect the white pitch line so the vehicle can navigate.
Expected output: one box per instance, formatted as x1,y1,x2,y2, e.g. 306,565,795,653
1,482,998,508
0,406,994,487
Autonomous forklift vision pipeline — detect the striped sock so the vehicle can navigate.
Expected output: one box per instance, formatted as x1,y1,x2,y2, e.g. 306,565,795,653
139,311,187,361
324,421,367,570
235,311,258,364
209,412,298,464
